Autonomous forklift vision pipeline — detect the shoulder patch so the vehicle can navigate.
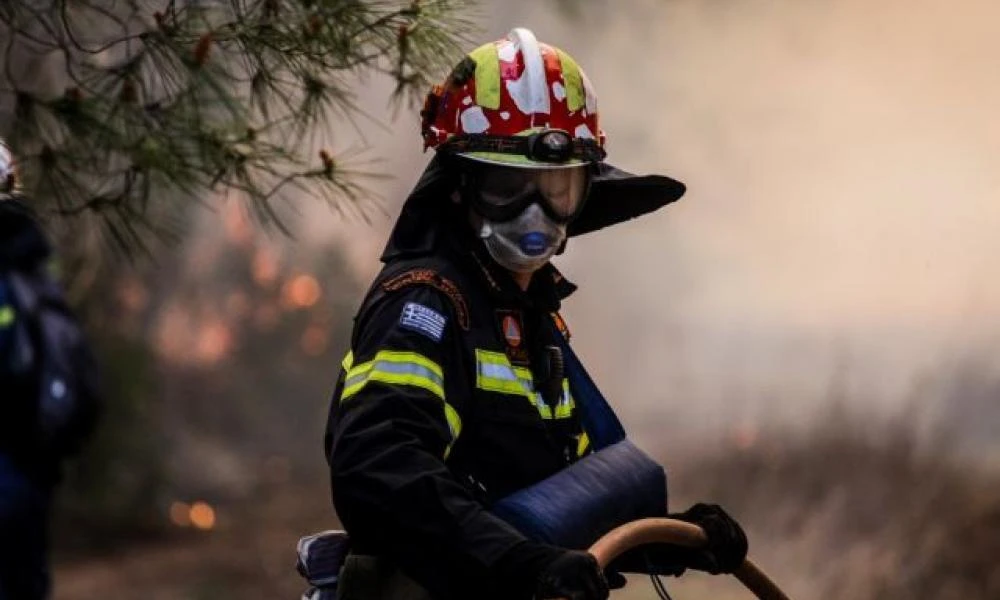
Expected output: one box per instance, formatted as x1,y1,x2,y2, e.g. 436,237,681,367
399,302,447,342
552,312,571,340
382,269,470,330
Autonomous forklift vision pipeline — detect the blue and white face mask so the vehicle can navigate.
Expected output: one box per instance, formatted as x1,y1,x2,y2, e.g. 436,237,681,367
479,202,567,273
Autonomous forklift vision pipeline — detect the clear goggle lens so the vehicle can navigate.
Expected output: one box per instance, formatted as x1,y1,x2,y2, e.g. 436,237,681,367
475,164,589,223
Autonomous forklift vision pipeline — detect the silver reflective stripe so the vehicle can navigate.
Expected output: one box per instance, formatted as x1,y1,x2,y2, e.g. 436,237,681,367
346,359,443,390
341,350,446,402
343,370,368,390
474,349,576,420
478,361,518,382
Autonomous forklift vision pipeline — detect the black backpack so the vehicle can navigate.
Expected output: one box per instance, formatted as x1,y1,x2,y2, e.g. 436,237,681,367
0,198,101,461
3,267,101,458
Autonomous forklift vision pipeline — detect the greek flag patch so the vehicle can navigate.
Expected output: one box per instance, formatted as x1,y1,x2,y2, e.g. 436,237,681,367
399,302,447,342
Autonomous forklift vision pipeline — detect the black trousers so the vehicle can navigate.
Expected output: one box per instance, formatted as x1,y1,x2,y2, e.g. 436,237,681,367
335,555,434,600
0,454,51,600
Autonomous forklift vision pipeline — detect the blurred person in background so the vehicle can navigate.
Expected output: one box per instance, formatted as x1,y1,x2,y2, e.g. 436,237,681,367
322,29,747,600
0,140,102,600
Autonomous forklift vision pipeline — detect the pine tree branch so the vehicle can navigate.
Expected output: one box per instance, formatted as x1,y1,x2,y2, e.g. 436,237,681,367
0,0,478,257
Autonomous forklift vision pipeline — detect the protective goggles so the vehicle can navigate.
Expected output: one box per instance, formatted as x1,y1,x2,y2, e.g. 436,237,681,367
464,161,591,224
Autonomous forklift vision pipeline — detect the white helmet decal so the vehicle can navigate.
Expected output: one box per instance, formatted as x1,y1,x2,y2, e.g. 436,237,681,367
504,28,551,119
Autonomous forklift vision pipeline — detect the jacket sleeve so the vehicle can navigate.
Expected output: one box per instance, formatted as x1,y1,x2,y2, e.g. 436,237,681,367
325,285,539,598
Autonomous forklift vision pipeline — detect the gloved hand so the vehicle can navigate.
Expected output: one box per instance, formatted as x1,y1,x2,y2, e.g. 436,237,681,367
670,503,748,574
604,570,628,590
535,550,610,600
493,541,609,600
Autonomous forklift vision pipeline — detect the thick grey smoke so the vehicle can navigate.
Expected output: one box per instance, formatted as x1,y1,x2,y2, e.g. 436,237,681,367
309,0,1000,453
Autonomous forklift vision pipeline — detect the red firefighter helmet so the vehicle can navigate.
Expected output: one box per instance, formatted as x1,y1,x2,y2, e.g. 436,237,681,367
382,27,685,260
421,28,606,168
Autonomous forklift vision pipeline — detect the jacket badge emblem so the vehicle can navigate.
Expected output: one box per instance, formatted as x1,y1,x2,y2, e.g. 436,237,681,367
502,315,522,348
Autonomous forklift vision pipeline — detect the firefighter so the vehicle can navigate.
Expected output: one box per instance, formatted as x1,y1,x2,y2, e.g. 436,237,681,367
325,28,747,600
0,141,102,600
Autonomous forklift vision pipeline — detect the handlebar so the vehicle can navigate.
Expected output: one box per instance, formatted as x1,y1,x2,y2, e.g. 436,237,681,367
586,518,792,600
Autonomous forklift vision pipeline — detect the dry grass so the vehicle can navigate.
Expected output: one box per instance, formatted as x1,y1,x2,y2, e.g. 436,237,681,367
53,409,1000,599
660,408,1000,600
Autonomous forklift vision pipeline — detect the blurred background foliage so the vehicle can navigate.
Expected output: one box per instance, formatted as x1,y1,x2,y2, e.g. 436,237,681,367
52,206,365,559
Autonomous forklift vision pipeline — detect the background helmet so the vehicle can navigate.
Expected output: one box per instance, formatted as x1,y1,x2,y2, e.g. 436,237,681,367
0,140,17,195
421,28,605,169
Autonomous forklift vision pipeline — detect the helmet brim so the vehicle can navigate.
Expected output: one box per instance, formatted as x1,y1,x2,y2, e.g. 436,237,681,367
567,162,686,237
456,151,588,170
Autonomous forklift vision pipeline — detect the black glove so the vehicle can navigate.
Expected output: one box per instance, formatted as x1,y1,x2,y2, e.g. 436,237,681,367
604,569,628,590
535,550,610,600
493,541,609,600
670,503,748,574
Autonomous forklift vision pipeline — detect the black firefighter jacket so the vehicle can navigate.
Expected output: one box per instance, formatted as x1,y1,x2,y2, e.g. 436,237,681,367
325,222,594,599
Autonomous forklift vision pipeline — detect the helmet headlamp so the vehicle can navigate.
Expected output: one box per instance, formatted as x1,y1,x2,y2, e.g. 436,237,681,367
440,128,606,165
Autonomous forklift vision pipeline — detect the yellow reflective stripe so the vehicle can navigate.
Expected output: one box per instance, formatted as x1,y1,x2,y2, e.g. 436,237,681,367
556,48,584,112
341,349,459,460
554,379,574,419
475,349,575,420
342,360,376,398
443,403,463,461
343,364,443,400
536,399,552,420
518,366,573,418
470,43,501,110
475,349,526,396
0,304,14,328
341,350,354,371
577,432,590,457
512,366,537,396
357,350,442,378
341,350,444,401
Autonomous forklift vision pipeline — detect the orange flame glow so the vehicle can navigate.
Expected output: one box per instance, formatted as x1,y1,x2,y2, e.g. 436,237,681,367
282,274,322,309
195,321,233,364
189,501,216,531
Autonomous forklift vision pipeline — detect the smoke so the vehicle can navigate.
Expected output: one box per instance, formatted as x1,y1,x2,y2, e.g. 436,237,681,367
304,0,1000,451
510,0,1000,447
